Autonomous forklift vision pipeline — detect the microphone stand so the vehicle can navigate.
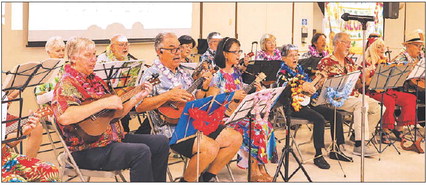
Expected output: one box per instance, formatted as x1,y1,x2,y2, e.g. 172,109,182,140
359,19,369,183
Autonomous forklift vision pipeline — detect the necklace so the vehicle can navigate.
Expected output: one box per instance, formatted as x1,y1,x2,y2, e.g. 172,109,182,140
154,60,193,88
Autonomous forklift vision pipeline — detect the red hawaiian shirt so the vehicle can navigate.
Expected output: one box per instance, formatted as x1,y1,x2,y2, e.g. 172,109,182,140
317,55,360,95
51,64,124,152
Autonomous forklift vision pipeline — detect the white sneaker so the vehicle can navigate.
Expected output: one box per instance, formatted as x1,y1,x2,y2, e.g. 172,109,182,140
353,145,378,156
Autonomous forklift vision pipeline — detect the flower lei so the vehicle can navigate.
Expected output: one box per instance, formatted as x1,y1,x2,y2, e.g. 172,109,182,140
308,45,329,58
105,45,130,61
188,103,227,135
326,81,354,107
257,49,281,60
154,60,193,88
280,64,313,112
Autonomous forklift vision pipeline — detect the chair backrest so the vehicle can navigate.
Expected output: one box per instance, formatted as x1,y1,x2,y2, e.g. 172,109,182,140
49,116,128,182
48,116,87,182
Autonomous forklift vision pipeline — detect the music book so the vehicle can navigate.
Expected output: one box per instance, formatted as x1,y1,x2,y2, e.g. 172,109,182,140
314,71,361,106
94,60,146,88
407,58,425,80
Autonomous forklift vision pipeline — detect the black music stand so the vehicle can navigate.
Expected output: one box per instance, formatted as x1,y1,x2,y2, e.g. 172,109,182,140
225,87,284,182
367,64,414,158
94,60,145,90
314,71,361,177
2,59,63,147
270,84,311,182
242,60,282,85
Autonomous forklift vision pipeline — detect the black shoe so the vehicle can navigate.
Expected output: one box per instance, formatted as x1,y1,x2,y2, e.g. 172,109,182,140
329,151,353,162
314,156,330,169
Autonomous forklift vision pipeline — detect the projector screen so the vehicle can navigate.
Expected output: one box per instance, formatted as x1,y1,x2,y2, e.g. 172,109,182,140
28,2,193,46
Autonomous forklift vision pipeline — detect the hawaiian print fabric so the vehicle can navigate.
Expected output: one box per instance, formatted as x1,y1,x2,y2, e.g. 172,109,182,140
2,145,60,182
256,49,282,61
51,64,124,152
301,45,329,59
211,68,277,168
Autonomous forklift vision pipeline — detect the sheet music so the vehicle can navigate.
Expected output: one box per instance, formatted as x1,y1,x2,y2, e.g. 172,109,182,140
94,60,145,88
225,87,285,124
370,64,413,90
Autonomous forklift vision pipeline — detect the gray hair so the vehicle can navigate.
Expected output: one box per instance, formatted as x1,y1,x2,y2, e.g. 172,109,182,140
154,32,177,51
333,32,349,47
260,33,277,51
207,32,221,43
66,37,95,60
45,36,65,52
280,44,298,57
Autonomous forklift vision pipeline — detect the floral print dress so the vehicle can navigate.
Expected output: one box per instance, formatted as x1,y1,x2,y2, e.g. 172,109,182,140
211,68,277,169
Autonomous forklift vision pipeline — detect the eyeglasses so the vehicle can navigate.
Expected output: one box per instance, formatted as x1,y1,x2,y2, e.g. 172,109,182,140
114,43,130,47
408,43,424,49
226,50,243,55
160,46,182,54
340,40,351,45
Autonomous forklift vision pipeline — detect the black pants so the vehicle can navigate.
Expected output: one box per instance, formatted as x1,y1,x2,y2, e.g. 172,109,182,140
311,105,345,145
72,134,169,182
290,105,346,149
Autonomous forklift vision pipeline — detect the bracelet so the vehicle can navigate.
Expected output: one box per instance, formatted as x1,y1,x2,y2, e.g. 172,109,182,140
201,86,210,92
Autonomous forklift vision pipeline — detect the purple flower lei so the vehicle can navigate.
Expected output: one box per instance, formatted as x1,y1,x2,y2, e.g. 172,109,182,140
154,60,192,88
308,45,328,58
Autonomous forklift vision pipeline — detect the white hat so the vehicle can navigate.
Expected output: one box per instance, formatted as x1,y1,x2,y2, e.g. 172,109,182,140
405,29,424,43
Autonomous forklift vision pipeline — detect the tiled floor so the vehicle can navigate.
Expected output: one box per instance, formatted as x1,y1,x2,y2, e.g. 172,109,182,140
34,119,425,182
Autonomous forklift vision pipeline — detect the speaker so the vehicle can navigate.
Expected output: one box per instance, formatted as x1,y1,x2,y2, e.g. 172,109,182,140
384,2,399,19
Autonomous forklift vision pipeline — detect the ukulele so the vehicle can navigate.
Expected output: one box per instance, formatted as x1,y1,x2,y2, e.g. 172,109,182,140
225,72,267,117
296,73,326,106
73,74,160,143
156,77,206,125
5,106,53,136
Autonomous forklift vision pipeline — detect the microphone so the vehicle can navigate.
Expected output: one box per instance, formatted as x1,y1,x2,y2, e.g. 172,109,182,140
341,13,374,22
385,47,392,55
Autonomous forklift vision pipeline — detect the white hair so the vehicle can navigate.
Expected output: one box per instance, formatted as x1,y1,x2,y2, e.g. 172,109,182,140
45,36,65,52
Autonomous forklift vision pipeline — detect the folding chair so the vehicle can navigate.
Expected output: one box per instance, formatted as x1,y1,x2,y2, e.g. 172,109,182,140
270,106,314,163
48,116,127,182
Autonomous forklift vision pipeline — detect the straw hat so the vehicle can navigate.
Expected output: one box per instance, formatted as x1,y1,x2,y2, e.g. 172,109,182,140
404,29,424,43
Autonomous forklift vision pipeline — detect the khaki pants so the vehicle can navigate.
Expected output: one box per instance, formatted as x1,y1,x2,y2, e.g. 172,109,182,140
337,95,385,141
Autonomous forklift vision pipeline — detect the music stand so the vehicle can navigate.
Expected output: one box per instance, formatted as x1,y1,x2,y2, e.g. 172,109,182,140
406,58,425,140
367,64,414,157
242,60,282,85
225,87,284,182
94,60,145,90
170,92,234,182
314,71,361,177
2,59,62,147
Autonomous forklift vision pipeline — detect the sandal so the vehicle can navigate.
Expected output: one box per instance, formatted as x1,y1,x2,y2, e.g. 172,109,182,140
391,129,403,141
380,132,391,144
